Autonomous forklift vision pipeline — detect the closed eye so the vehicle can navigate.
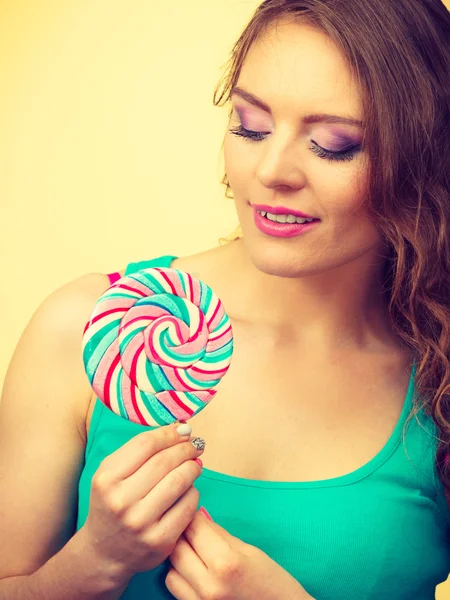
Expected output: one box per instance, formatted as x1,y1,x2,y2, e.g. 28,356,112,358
229,124,359,163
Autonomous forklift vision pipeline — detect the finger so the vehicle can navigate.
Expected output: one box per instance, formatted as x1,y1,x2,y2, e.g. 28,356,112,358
170,534,207,581
202,518,243,547
205,520,253,556
134,460,202,522
183,511,232,565
100,422,190,481
165,566,200,600
122,436,204,502
167,535,208,599
151,486,200,542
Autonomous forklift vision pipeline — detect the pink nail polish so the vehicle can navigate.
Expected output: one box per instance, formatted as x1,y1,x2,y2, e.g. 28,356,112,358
194,458,203,468
199,507,213,521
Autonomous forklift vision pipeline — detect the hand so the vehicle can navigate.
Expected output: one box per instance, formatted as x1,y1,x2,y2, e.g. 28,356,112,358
78,423,205,587
166,510,314,600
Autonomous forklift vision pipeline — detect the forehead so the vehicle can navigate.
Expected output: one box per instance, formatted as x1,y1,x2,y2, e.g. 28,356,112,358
236,19,363,120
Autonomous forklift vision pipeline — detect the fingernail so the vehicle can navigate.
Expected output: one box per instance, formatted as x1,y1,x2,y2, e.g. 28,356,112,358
199,507,213,521
191,437,206,451
194,458,203,468
176,423,192,436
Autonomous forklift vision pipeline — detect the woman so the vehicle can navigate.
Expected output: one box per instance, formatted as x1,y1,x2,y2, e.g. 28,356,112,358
1,0,449,598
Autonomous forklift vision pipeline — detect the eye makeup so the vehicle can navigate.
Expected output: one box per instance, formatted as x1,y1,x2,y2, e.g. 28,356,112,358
312,126,362,153
229,107,362,163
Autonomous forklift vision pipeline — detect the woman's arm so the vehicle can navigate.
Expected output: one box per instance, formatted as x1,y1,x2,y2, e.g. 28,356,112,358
0,533,127,599
0,273,125,598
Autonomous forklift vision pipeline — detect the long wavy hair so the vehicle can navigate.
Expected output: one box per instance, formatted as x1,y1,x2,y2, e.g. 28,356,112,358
214,0,450,494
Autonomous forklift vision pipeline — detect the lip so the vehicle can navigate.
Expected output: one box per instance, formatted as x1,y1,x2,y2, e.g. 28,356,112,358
251,203,319,220
253,207,320,238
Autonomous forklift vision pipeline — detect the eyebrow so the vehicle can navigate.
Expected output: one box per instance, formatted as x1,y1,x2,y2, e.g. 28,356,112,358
230,86,364,128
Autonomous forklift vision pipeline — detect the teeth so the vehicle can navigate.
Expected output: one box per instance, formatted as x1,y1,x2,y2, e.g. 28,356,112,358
258,210,315,224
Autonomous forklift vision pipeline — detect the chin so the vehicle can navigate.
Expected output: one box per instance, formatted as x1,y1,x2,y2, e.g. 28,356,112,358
242,236,320,279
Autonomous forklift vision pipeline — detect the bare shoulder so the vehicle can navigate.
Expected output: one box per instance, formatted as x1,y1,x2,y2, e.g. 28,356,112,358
52,271,121,433
35,271,113,359
42,270,114,313
3,271,115,440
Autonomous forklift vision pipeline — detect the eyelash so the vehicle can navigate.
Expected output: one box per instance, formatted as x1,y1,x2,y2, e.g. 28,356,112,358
228,124,357,163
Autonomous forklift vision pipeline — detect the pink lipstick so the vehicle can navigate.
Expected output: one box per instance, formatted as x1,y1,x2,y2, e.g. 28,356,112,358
251,205,320,239
252,204,318,219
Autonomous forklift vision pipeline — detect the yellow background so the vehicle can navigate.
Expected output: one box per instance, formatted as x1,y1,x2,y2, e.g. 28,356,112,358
1,1,449,594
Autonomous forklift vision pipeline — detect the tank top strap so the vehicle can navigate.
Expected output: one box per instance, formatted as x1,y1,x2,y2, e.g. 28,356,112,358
105,256,177,286
124,255,178,275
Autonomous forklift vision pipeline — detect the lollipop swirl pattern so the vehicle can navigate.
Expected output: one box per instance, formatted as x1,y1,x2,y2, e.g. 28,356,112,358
82,267,233,427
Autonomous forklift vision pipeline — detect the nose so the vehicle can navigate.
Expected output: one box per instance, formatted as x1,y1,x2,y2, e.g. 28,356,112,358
255,134,307,192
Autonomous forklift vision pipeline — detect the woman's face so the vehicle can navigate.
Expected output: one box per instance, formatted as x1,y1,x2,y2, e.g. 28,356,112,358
224,19,385,279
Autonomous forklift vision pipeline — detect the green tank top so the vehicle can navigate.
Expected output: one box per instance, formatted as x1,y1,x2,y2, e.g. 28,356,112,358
77,255,450,599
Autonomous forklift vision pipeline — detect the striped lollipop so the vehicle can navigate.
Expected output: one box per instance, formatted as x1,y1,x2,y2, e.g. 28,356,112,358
82,267,234,427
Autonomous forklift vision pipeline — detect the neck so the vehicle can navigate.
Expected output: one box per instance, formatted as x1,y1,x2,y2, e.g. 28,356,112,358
228,238,403,355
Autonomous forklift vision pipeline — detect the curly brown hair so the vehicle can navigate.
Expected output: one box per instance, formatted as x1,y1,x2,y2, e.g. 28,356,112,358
214,0,450,496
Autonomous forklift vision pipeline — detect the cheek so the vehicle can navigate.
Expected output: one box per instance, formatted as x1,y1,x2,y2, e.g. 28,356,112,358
328,195,382,253
318,167,381,245
316,162,370,222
